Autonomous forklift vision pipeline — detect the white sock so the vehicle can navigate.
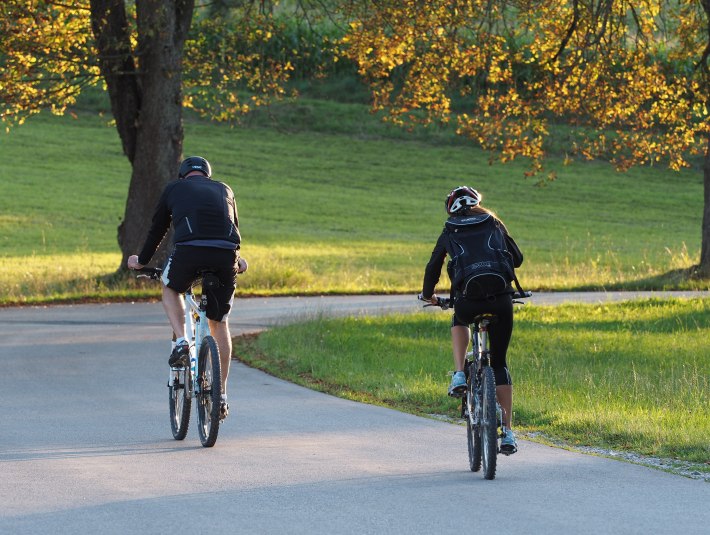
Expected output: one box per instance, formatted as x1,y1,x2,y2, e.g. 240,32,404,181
175,337,187,346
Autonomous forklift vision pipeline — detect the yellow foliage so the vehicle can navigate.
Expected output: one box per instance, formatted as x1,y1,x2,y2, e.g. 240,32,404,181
338,0,710,173
4,0,710,173
1,0,96,126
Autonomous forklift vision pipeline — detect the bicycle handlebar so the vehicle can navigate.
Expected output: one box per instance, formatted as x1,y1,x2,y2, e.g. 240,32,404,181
512,290,533,300
418,290,532,310
417,294,452,310
135,267,162,280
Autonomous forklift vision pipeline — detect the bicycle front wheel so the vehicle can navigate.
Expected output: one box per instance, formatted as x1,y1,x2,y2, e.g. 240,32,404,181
466,368,482,472
481,365,498,480
196,335,222,447
168,366,191,440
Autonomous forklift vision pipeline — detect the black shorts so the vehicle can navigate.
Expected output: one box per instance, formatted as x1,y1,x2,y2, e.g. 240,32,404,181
452,293,514,386
161,245,239,322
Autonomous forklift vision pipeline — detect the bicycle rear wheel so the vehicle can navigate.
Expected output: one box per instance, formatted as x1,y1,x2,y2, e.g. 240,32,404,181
481,365,498,480
168,366,191,440
466,367,482,472
196,335,222,447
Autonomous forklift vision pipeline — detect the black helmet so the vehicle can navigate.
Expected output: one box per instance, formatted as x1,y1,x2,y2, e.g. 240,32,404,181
178,156,212,178
445,185,481,214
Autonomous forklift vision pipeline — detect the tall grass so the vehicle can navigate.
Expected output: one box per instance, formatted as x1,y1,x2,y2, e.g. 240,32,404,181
237,298,710,463
512,300,709,461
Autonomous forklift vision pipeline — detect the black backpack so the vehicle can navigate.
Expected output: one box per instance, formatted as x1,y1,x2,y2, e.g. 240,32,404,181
444,214,522,299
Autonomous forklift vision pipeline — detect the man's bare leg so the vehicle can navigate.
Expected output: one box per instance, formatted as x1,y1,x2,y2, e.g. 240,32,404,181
162,285,186,340
208,318,232,393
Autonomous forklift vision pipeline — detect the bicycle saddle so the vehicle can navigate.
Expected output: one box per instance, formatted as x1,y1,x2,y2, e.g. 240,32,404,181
473,313,498,325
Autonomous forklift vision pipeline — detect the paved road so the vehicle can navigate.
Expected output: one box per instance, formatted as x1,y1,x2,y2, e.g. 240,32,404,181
0,293,708,534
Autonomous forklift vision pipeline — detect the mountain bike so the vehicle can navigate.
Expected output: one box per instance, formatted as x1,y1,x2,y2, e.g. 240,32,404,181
420,290,531,479
138,267,223,447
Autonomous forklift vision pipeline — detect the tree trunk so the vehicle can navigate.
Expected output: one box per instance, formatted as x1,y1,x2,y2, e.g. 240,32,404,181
89,0,140,161
700,137,710,278
90,0,195,271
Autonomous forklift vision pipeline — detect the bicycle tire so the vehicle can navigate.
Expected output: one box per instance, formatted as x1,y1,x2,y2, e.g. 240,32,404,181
466,366,482,472
480,365,498,480
168,366,191,440
196,335,222,447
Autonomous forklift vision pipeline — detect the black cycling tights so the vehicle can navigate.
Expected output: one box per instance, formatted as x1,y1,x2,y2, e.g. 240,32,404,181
452,293,514,386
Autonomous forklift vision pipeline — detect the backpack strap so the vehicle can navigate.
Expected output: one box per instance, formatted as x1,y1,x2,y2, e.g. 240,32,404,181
511,272,527,297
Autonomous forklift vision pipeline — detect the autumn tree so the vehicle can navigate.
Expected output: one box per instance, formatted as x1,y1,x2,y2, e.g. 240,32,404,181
339,0,710,277
1,0,298,268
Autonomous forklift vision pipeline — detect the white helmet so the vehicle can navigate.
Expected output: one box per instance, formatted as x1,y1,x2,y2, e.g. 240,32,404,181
445,186,481,214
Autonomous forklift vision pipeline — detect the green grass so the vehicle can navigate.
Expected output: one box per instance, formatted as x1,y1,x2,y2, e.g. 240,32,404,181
236,298,710,464
0,98,707,304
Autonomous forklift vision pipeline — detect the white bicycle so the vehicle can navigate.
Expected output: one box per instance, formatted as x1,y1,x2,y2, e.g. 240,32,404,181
139,268,222,447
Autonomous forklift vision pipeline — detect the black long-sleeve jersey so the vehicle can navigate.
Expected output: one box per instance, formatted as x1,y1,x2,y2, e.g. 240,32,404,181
138,175,240,266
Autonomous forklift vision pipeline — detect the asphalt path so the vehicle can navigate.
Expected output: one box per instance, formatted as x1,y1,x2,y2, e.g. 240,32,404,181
1,292,708,534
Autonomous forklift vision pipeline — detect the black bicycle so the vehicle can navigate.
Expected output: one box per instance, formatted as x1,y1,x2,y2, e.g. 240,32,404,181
421,291,531,479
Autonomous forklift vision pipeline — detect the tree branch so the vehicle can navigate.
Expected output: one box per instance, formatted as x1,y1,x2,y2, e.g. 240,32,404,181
551,0,579,63
697,0,710,78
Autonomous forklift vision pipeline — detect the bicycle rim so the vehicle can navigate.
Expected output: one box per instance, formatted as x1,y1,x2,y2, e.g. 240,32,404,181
481,366,498,480
168,366,191,440
196,336,222,447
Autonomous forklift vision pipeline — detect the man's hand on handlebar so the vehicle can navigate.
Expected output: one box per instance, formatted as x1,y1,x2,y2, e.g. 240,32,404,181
127,255,144,271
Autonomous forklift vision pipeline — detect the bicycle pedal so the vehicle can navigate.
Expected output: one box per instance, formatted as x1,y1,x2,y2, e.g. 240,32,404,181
448,387,466,398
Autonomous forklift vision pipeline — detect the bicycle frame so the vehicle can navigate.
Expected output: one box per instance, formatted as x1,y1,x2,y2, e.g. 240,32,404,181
138,266,223,446
171,285,211,398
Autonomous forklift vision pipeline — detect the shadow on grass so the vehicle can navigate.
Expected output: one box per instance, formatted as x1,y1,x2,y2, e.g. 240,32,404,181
4,264,710,307
559,265,710,292
0,269,161,307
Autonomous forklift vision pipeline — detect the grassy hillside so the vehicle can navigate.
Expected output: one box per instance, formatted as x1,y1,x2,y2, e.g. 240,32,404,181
0,100,706,303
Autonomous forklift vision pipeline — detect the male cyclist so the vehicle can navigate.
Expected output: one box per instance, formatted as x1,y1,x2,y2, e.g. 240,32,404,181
127,156,247,421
